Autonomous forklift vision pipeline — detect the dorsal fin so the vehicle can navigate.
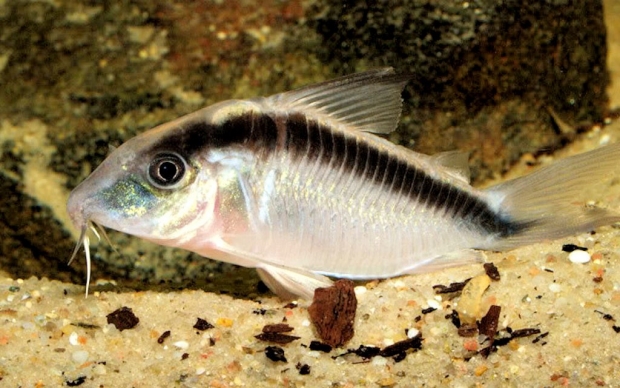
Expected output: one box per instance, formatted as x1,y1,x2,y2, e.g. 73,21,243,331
262,68,410,134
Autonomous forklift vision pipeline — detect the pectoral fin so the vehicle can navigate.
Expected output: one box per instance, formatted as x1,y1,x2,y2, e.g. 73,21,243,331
256,263,333,300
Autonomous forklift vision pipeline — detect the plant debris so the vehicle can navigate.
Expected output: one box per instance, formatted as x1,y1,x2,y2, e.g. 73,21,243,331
335,333,423,362
262,323,294,333
478,305,501,357
264,346,287,362
509,328,543,339
432,278,471,294
308,280,357,348
483,263,501,281
337,345,381,359
106,307,139,331
379,334,423,358
255,323,300,344
193,318,214,331
255,332,301,344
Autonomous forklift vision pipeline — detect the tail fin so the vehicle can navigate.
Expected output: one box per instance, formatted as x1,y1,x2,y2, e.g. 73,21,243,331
484,142,620,250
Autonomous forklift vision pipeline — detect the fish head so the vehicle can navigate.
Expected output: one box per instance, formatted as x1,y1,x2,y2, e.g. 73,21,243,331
66,109,231,249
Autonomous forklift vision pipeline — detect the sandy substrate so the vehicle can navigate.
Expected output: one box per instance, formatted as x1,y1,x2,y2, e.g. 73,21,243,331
2,4,620,388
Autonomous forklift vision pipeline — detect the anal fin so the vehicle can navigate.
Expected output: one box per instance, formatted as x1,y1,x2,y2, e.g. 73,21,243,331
256,264,333,300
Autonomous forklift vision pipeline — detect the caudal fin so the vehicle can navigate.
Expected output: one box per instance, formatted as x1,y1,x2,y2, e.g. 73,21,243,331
484,142,620,250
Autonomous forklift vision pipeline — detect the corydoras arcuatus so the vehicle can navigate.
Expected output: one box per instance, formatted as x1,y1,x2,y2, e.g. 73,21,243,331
67,68,620,299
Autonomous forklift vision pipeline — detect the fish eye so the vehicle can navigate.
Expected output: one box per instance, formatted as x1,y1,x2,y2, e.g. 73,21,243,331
147,152,187,189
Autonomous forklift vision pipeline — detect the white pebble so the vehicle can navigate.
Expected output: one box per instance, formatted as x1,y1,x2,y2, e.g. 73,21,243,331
69,332,79,346
173,340,189,350
568,250,591,264
196,367,206,375
72,350,89,364
549,283,562,293
354,286,367,296
427,299,441,310
301,319,311,327
407,328,420,338
392,280,406,288
599,133,610,145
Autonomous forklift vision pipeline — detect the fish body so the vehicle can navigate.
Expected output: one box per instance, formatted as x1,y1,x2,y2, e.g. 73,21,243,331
67,68,620,299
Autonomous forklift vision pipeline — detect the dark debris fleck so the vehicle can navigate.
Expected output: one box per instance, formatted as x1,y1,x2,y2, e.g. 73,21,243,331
446,310,461,328
157,330,171,344
309,340,332,353
532,331,549,344
296,362,311,375
265,346,287,362
379,334,423,358
393,352,407,362
421,307,437,314
283,302,298,309
510,328,542,338
255,332,300,344
106,307,139,331
483,262,501,281
347,345,381,359
432,278,472,294
262,323,294,333
65,376,87,387
193,318,214,331
595,310,615,321
562,243,588,252
72,322,100,330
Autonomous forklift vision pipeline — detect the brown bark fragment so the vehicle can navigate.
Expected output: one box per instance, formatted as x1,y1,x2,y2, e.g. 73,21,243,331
308,280,357,348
